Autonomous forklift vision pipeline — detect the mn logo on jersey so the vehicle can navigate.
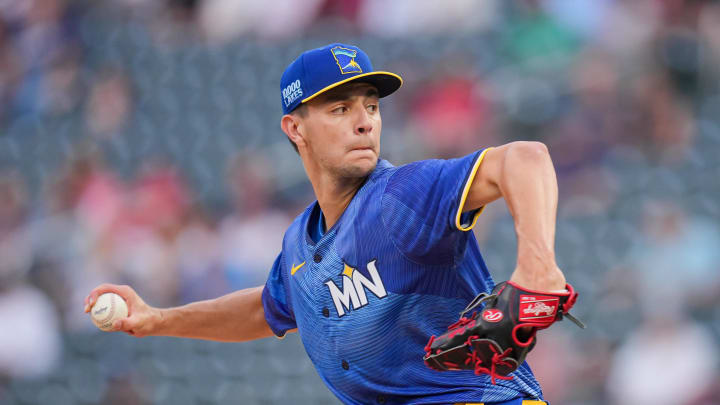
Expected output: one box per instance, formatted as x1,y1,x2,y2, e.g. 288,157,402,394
331,46,363,74
324,260,387,317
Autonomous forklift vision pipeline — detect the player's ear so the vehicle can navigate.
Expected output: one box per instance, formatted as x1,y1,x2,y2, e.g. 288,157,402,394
281,114,306,149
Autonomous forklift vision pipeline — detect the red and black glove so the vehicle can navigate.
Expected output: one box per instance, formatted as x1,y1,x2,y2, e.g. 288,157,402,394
423,281,584,384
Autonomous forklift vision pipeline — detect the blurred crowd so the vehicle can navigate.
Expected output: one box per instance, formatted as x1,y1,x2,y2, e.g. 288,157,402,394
1,0,720,404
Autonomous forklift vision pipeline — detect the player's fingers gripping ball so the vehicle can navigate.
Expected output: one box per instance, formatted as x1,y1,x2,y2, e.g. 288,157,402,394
90,292,129,331
423,281,584,384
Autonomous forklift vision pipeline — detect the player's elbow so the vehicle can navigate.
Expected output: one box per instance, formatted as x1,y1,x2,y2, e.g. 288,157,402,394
506,141,549,163
503,141,552,172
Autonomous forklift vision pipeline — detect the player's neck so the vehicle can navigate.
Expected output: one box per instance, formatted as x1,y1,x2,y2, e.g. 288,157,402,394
310,172,365,230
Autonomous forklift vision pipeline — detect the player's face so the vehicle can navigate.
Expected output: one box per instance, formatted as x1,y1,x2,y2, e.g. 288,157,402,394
301,83,382,179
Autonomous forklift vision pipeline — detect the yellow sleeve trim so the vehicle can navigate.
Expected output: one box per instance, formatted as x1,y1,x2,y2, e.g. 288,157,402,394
455,148,493,232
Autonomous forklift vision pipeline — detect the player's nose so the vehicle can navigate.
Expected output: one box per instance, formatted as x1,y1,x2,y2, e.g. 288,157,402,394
353,107,373,136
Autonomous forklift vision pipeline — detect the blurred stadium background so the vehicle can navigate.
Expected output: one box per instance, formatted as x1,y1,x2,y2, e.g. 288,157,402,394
1,0,719,404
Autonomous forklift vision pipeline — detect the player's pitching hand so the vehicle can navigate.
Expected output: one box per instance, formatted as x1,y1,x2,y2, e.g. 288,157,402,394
508,265,566,292
84,284,161,337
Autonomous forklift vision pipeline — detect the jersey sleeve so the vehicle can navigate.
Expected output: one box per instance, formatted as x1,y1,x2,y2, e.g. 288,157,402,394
261,253,297,337
381,148,491,266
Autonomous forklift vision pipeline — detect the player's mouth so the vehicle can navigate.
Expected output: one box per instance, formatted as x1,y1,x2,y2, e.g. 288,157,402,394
349,146,374,152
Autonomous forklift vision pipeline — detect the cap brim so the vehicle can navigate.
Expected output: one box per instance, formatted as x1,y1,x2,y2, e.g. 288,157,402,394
301,71,403,104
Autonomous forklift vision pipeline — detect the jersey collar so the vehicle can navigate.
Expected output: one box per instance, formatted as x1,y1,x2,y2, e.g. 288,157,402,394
304,158,394,246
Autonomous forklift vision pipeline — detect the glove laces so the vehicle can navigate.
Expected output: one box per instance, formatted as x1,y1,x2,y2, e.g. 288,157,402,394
447,311,476,330
473,344,514,385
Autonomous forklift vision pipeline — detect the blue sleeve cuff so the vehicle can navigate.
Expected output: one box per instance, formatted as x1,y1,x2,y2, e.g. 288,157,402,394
261,285,297,338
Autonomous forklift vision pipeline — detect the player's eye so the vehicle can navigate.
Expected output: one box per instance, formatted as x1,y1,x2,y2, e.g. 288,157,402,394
366,104,378,113
331,106,347,114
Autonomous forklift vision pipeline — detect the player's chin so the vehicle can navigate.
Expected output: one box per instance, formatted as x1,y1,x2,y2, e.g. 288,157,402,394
340,154,377,178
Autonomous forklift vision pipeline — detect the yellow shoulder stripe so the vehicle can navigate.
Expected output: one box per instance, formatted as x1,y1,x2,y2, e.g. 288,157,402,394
455,148,493,231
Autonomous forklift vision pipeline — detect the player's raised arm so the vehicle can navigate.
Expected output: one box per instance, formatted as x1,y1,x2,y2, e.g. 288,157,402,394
84,284,283,342
464,141,566,292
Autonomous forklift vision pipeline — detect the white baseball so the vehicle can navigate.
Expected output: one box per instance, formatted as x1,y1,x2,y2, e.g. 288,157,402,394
90,292,128,331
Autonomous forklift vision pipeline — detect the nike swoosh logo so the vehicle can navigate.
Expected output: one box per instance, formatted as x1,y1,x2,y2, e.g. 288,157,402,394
291,261,306,275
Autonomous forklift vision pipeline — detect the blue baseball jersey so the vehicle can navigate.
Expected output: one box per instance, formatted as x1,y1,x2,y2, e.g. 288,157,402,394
262,149,544,405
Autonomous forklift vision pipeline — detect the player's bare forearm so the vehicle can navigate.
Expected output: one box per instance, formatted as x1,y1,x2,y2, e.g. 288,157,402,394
85,284,284,341
466,141,566,291
156,287,277,342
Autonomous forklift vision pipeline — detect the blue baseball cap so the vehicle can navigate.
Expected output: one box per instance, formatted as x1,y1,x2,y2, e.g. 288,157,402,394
280,43,403,115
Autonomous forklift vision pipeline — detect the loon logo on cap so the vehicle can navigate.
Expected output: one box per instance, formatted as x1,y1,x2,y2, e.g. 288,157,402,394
331,46,363,74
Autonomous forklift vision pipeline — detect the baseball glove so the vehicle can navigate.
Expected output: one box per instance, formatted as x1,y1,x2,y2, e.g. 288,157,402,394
423,281,584,384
